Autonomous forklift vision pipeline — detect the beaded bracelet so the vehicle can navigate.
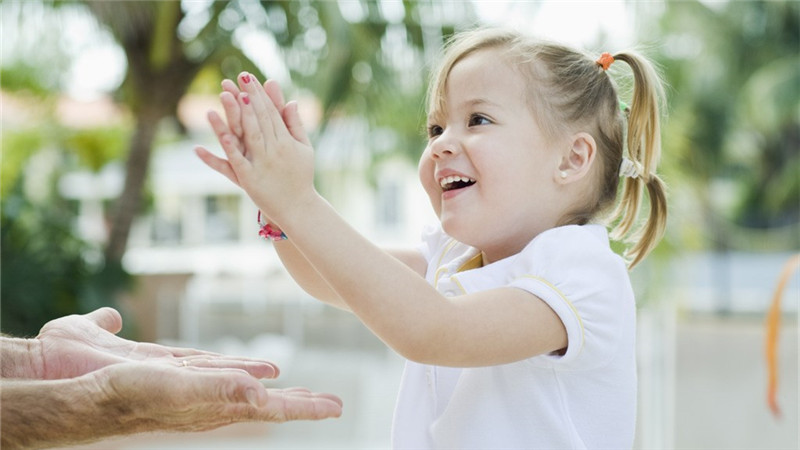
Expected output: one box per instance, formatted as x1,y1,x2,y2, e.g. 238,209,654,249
257,210,287,241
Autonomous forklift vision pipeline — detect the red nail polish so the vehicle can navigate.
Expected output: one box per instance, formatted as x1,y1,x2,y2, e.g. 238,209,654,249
241,74,251,84
242,94,250,105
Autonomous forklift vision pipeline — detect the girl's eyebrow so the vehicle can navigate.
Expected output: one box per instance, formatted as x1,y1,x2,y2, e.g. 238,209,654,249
460,97,501,109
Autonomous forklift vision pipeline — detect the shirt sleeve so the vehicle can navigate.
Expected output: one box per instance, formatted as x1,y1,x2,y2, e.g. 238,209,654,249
507,226,635,370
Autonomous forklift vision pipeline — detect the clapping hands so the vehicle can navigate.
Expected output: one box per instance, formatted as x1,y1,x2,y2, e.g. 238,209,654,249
196,73,317,226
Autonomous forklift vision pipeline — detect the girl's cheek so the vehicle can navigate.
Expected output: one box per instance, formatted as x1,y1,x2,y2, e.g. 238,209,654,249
418,154,435,189
418,154,440,211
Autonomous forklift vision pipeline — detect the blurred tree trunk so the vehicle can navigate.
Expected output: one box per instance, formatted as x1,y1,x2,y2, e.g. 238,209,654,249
104,110,161,264
85,1,201,265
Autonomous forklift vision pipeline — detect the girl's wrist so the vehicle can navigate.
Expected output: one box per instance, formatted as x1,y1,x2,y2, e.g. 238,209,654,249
256,189,322,242
257,211,287,241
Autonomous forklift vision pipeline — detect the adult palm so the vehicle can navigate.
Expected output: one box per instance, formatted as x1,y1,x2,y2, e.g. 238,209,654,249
34,307,279,380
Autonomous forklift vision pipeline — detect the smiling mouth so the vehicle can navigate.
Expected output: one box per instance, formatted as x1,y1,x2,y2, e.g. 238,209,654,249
439,175,476,192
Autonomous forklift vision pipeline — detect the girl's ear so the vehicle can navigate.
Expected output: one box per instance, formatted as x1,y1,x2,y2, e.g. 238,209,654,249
557,132,596,183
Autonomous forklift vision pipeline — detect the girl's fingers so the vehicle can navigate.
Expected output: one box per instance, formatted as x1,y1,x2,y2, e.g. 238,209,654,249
208,111,240,148
263,79,286,111
264,79,310,145
240,73,291,145
208,110,251,163
238,73,278,143
194,147,240,186
239,92,268,159
220,91,243,138
218,131,252,175
283,101,311,145
221,78,240,97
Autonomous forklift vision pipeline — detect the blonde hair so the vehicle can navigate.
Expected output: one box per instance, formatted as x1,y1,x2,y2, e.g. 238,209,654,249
427,28,667,268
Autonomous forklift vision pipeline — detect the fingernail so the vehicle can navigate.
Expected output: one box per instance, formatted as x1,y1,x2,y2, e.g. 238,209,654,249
241,74,251,84
242,94,250,105
245,388,261,407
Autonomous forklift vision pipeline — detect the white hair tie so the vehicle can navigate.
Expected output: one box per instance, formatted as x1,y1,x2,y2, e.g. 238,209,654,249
619,157,643,179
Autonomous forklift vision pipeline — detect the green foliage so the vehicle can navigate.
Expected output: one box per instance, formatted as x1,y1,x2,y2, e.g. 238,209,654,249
0,63,56,97
1,124,131,335
63,127,131,172
652,0,799,249
1,130,45,198
0,177,130,336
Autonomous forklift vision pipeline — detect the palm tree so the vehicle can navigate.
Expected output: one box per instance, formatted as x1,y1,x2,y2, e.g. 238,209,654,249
82,0,464,267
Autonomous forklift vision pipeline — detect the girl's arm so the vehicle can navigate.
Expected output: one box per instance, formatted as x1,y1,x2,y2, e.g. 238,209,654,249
206,73,566,367
267,193,566,367
273,243,428,311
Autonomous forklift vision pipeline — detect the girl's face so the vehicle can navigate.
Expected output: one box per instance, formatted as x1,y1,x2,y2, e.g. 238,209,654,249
419,49,565,263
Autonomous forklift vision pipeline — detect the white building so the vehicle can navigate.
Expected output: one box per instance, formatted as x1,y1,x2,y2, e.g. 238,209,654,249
59,116,434,348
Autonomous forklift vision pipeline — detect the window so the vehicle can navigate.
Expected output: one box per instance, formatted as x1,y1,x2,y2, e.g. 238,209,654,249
205,195,240,242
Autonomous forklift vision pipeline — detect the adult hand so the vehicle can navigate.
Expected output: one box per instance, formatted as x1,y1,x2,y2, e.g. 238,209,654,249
32,307,279,380
91,361,343,429
1,356,342,448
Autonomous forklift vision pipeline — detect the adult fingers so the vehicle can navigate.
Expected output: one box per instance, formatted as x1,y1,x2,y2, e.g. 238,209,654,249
147,343,280,379
120,365,343,423
111,364,268,410
280,387,344,407
179,357,279,379
195,147,240,186
181,368,270,407
180,371,343,420
83,307,123,335
263,388,344,421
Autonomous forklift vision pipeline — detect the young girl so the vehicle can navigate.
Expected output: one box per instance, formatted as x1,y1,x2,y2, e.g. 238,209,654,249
196,27,667,449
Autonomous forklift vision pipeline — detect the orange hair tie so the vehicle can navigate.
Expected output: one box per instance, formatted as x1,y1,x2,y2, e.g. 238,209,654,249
596,52,615,71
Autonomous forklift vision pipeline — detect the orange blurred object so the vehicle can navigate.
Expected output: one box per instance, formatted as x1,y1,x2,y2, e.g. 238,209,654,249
765,254,800,418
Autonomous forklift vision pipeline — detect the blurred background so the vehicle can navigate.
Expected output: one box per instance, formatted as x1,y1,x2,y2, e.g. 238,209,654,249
1,0,797,448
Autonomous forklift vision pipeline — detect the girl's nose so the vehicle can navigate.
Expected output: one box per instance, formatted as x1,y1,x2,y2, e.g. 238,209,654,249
430,130,460,159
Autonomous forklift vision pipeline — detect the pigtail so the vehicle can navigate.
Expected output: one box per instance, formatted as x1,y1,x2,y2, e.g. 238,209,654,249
608,52,668,268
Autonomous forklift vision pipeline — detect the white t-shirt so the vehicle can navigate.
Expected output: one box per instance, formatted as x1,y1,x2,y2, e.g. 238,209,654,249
391,224,637,449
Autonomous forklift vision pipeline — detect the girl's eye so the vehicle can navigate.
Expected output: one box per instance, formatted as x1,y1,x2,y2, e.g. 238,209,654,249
468,114,491,127
428,124,444,138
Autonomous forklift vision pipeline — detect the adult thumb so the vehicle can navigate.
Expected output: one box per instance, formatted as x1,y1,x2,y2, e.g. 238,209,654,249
84,307,123,334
